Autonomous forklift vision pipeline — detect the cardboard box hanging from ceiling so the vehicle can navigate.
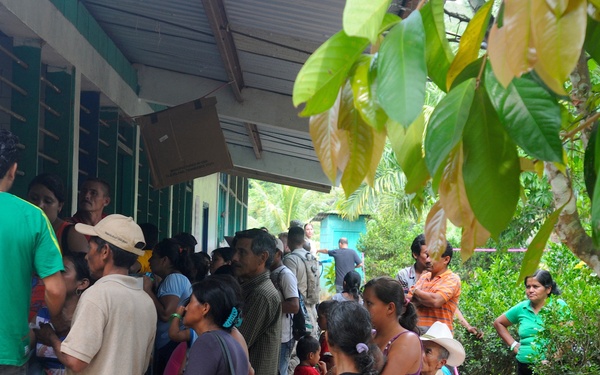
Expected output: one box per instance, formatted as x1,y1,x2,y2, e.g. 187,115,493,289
138,97,233,189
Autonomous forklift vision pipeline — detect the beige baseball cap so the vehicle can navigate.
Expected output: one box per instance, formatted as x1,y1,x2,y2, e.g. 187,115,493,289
75,214,146,256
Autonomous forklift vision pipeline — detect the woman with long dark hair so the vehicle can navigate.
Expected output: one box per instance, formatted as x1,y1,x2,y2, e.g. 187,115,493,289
363,276,422,375
144,238,193,375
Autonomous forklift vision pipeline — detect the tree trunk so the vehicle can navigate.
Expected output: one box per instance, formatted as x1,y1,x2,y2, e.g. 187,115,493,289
545,163,600,274
546,52,600,275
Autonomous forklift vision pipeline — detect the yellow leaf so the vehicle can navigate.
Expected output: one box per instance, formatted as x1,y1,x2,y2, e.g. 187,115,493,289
425,201,448,260
531,0,587,95
446,0,494,90
460,215,491,262
504,0,536,76
520,157,537,172
338,84,374,197
545,0,569,16
487,23,515,87
534,160,545,178
364,128,387,186
533,61,568,95
309,91,343,182
439,143,471,227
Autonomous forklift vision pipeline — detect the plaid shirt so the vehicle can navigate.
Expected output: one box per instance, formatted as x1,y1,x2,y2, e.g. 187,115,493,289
239,270,282,375
409,269,461,333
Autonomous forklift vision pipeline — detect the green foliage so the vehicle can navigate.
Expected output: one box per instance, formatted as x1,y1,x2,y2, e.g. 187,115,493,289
454,252,524,375
455,245,600,375
421,0,454,91
357,212,423,279
490,172,554,251
377,10,427,128
248,180,332,233
530,245,600,374
293,0,600,275
323,263,337,295
484,66,563,162
424,78,475,176
462,88,520,239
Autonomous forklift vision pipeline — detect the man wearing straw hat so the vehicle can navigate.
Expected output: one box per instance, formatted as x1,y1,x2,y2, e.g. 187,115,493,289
420,321,466,375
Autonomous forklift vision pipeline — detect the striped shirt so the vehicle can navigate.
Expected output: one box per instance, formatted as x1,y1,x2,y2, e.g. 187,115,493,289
410,269,461,332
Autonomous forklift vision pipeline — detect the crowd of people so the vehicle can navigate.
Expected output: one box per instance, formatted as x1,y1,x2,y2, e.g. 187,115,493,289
1,128,568,375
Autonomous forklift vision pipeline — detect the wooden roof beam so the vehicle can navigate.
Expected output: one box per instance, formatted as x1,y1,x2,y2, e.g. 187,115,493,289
245,122,262,159
201,0,245,102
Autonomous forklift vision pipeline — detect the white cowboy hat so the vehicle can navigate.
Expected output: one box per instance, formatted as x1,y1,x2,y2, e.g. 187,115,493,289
420,322,466,367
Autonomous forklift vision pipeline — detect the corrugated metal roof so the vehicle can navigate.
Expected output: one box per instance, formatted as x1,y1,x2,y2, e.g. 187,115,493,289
81,0,346,95
78,0,354,190
82,0,229,81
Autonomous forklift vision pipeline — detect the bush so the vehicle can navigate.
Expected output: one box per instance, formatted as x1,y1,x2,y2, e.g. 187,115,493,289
529,244,600,375
455,244,600,375
357,214,423,279
454,252,525,375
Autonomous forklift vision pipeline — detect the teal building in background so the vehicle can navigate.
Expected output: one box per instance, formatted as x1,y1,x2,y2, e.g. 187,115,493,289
312,213,369,299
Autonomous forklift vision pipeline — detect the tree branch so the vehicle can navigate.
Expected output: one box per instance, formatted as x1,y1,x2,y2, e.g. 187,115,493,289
444,9,471,23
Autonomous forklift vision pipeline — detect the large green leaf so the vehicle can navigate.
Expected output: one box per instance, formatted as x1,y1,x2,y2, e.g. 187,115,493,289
350,55,388,131
343,0,392,43
338,84,374,197
485,64,563,162
293,31,369,116
518,202,566,284
377,11,427,128
446,0,493,90
586,17,600,64
462,89,520,239
421,0,454,92
387,114,430,194
424,79,476,176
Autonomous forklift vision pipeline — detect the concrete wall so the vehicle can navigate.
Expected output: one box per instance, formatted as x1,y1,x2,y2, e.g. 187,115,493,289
193,173,219,253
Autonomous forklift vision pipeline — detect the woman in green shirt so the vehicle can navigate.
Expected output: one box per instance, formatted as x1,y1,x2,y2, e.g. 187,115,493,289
493,270,566,375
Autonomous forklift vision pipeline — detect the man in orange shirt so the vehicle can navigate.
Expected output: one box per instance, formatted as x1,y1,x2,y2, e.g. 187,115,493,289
408,241,461,334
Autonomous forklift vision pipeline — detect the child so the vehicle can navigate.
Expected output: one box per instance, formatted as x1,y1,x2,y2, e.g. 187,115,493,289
317,301,337,370
294,334,327,375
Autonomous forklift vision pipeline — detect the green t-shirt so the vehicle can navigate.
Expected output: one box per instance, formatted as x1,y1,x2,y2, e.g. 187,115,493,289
505,297,568,364
0,192,64,366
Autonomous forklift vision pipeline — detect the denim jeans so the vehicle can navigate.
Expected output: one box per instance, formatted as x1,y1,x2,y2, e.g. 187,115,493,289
279,338,295,375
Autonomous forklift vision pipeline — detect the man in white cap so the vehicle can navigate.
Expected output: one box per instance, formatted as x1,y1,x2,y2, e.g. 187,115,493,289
36,214,157,374
420,321,466,375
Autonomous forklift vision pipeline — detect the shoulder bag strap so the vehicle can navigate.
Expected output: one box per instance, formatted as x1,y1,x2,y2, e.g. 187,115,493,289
214,331,236,374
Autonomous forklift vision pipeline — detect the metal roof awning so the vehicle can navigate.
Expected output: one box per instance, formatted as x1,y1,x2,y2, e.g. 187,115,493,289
0,0,419,192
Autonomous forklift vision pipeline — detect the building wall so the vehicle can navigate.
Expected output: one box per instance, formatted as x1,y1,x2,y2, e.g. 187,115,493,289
193,174,219,252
